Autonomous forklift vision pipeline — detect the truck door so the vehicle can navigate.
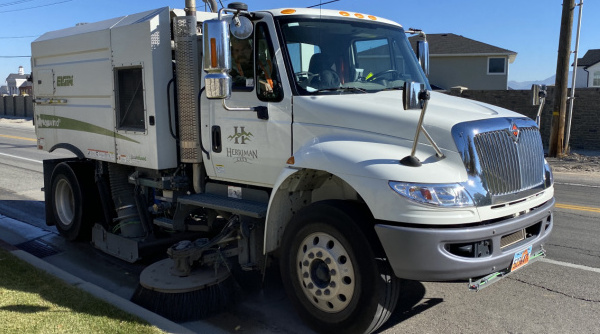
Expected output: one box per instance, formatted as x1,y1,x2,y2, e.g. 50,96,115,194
205,20,292,187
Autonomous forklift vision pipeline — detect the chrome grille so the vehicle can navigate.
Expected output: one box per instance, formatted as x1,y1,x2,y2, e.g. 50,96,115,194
474,126,544,196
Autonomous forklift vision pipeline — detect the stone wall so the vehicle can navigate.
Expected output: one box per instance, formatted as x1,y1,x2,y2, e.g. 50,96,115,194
447,87,600,151
0,96,34,118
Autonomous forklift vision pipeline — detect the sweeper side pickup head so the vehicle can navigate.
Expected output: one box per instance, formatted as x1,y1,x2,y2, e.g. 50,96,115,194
131,258,235,321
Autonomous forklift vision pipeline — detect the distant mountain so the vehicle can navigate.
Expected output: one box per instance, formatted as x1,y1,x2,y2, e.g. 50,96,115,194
509,72,573,90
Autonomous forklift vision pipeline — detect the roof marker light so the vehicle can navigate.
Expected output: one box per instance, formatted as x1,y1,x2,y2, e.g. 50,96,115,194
281,9,296,14
354,13,364,19
339,11,350,16
368,15,377,20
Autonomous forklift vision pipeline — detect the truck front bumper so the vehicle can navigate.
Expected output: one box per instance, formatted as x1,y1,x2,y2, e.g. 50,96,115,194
375,198,554,281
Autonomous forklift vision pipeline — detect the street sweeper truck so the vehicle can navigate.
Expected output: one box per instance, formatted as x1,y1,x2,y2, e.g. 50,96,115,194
31,1,554,333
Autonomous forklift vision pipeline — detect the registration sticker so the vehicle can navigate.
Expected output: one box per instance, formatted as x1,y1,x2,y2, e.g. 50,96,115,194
511,245,532,272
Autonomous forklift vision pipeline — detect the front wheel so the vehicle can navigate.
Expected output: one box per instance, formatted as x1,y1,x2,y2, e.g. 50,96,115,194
280,201,400,334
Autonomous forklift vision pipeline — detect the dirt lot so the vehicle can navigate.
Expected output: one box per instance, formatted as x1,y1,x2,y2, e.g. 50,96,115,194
547,153,600,175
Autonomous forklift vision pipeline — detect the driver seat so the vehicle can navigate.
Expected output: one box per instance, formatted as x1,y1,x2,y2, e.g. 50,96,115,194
308,53,340,89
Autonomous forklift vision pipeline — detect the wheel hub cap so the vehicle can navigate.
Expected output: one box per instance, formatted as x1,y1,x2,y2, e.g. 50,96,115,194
296,232,355,313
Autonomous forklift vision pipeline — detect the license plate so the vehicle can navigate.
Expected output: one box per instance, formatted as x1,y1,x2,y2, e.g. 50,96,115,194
511,245,532,272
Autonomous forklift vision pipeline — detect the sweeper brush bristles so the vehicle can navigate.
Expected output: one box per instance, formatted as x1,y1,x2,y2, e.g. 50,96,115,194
131,275,235,322
130,258,236,322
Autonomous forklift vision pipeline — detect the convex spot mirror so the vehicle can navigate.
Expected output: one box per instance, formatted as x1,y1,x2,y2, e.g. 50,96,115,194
403,82,428,110
532,84,547,106
229,15,252,40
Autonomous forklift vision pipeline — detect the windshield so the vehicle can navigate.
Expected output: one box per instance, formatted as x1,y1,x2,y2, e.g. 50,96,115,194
277,17,430,95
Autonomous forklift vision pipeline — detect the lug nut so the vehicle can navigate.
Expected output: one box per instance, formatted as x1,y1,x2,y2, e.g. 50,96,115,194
308,252,314,259
316,251,323,258
324,289,330,296
307,283,314,289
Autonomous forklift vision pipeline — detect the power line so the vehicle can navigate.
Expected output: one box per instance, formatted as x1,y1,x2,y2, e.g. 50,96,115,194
0,0,36,7
0,56,31,58
0,35,38,39
307,0,341,8
0,0,72,13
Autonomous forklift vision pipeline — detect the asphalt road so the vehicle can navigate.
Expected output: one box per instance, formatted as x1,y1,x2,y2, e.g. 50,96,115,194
1,119,599,333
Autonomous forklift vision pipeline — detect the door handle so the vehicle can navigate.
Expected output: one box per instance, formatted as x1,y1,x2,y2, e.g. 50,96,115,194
212,126,222,153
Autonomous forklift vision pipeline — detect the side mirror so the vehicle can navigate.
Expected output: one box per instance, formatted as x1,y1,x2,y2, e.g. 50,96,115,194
403,81,427,110
416,40,429,77
203,19,232,99
532,84,547,106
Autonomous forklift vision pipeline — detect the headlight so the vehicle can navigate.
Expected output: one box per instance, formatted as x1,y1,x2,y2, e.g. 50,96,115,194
389,181,474,207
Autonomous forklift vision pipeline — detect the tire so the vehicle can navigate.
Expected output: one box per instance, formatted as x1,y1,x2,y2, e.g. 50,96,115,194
280,201,400,334
50,162,90,241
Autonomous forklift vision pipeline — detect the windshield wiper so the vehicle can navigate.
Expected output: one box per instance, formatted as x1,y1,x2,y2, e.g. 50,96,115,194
381,86,404,91
310,87,368,94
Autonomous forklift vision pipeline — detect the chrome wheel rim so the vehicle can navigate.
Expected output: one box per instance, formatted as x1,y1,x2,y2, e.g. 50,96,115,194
55,178,75,226
296,232,355,313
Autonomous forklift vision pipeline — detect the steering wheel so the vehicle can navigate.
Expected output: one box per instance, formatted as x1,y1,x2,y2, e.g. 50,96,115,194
366,69,401,82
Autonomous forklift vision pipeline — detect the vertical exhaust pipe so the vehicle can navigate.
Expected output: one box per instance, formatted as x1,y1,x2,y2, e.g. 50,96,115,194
176,0,208,193
185,0,196,16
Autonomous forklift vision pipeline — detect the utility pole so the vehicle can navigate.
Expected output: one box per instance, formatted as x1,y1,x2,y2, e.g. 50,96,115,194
549,0,575,157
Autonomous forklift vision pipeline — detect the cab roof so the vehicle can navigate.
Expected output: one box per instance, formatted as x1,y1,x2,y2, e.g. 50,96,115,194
261,8,401,27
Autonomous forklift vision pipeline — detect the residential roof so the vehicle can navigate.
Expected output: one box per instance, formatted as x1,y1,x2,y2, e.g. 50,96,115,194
6,73,29,81
576,49,600,68
409,33,516,56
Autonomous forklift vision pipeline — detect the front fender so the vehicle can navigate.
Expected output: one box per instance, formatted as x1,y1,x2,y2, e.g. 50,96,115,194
263,140,480,254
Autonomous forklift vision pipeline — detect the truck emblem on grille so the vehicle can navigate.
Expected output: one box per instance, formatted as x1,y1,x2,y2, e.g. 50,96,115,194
509,123,520,142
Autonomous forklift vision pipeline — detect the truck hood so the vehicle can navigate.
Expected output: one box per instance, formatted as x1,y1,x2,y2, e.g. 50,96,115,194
293,90,525,152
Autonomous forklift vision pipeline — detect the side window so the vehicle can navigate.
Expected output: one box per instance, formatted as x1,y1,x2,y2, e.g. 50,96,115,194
115,66,145,131
231,36,254,90
488,57,506,75
593,71,600,87
255,23,283,102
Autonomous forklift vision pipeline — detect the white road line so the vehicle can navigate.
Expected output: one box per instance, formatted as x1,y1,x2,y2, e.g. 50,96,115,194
542,258,600,274
554,182,600,188
0,152,42,164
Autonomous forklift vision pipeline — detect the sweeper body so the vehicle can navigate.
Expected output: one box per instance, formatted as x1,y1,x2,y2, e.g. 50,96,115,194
31,2,554,333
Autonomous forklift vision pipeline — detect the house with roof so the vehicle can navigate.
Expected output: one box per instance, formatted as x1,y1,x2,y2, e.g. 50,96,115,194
409,33,517,90
574,49,600,88
5,66,31,95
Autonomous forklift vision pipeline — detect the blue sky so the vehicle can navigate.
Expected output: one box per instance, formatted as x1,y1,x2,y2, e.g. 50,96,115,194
1,0,597,84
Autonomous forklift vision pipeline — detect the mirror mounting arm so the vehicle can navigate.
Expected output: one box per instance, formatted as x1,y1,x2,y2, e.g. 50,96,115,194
401,84,444,167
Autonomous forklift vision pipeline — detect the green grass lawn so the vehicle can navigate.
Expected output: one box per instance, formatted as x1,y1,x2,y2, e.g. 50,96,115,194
0,247,165,333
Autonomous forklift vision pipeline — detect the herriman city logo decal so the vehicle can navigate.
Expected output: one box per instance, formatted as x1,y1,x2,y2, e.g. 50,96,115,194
227,126,253,144
227,126,258,163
